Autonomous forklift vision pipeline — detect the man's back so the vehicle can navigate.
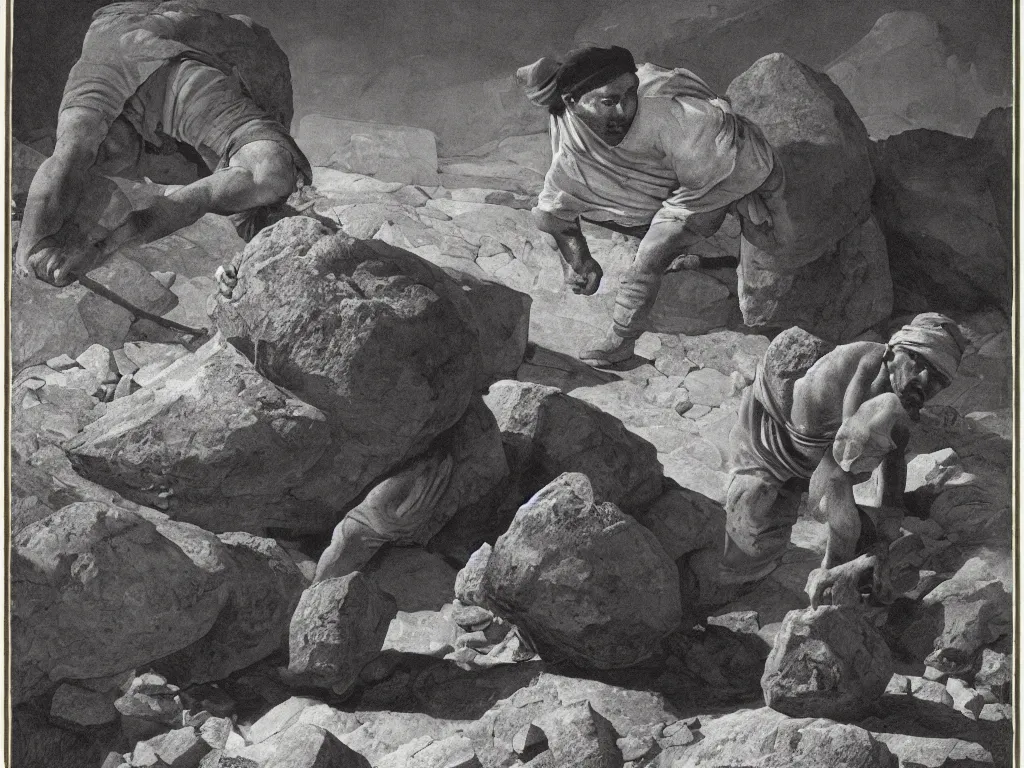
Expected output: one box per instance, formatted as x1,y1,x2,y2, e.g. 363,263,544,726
790,341,888,438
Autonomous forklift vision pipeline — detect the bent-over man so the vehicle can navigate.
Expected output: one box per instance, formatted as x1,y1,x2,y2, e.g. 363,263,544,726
15,0,311,287
518,46,790,367
719,313,965,604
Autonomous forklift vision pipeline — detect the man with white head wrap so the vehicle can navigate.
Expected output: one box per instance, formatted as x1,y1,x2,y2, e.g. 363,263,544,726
711,314,966,606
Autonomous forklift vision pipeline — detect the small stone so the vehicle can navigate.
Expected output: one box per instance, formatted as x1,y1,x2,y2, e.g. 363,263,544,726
885,674,911,695
730,370,748,394
683,404,712,420
22,377,46,391
923,666,947,682
908,676,954,707
46,354,80,371
980,703,1012,722
683,367,734,407
451,604,493,630
77,344,117,383
62,367,103,397
152,271,178,289
658,723,696,748
616,732,656,761
146,726,211,768
122,341,190,370
974,649,1011,696
673,399,694,416
21,391,41,410
40,413,81,440
114,374,139,399
707,610,760,634
946,678,985,718
113,348,139,376
199,717,233,751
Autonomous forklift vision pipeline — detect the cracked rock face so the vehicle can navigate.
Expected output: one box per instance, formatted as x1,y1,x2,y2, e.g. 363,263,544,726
64,335,334,534
211,216,483,517
483,472,682,669
761,605,894,720
11,503,231,703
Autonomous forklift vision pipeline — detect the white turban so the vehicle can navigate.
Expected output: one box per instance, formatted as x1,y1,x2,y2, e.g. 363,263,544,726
888,312,965,383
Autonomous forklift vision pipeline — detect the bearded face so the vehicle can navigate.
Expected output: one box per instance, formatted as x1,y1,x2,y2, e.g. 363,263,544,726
887,347,950,419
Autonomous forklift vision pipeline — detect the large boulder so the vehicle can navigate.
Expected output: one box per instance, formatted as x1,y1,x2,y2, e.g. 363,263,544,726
484,381,663,514
726,53,875,268
65,335,335,534
483,473,682,669
288,574,398,694
153,533,307,686
761,606,894,720
440,268,532,386
11,503,231,703
212,216,482,514
738,213,892,340
825,12,1011,140
236,722,371,768
872,127,1011,313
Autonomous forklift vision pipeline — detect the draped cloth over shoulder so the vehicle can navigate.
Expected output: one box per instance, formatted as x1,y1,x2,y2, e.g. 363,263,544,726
730,364,836,484
527,62,776,229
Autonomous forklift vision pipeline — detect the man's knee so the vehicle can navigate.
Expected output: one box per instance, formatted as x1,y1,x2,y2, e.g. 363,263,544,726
232,140,297,206
725,473,779,544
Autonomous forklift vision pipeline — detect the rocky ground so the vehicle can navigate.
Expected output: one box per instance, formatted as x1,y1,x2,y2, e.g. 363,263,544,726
8,27,1014,768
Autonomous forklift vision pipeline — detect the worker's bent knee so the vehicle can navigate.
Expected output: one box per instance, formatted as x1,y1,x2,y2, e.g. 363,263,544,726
231,140,297,207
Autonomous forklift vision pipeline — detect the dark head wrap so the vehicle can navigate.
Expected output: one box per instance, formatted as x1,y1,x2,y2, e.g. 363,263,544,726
516,45,637,115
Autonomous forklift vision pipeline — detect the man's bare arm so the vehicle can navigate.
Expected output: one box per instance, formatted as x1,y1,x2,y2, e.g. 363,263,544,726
810,450,861,569
532,209,602,295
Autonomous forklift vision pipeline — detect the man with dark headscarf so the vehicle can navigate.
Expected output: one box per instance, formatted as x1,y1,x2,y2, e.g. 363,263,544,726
518,46,786,367
15,1,311,287
714,313,965,604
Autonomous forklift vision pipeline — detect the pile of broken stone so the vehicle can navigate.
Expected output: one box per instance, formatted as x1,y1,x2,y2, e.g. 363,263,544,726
10,54,1012,768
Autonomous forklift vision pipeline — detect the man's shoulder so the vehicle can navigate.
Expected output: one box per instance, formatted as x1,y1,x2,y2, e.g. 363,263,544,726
829,340,887,360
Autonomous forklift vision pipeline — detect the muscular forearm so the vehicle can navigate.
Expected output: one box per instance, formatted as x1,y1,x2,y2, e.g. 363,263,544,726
810,453,861,569
533,210,592,268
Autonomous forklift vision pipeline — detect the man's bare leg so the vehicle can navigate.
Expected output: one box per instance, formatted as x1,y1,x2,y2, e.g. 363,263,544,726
98,140,297,257
313,451,454,584
579,208,729,367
